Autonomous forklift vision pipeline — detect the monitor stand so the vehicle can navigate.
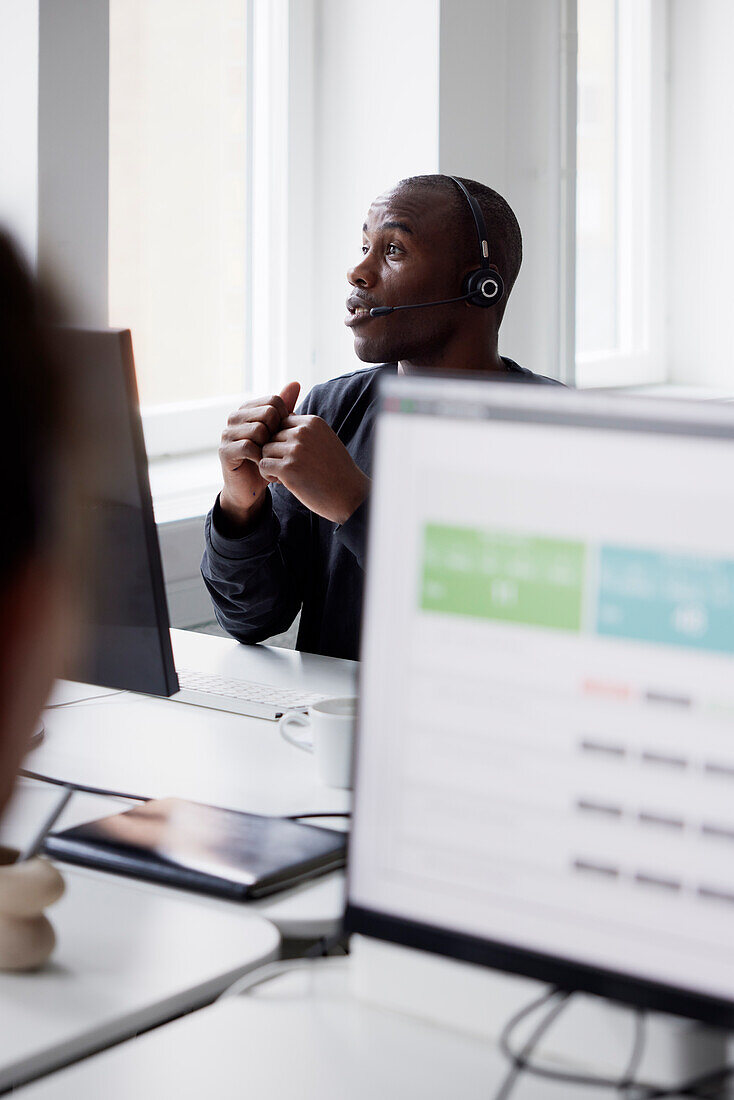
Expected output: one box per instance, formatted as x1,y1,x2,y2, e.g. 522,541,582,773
349,936,728,1089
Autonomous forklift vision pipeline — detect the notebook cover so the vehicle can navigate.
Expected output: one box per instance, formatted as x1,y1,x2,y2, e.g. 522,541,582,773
44,797,346,900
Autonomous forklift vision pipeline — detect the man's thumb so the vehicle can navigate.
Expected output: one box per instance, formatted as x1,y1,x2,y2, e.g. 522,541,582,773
280,381,301,415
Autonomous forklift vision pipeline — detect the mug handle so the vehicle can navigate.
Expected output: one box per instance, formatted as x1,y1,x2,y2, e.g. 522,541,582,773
279,710,314,753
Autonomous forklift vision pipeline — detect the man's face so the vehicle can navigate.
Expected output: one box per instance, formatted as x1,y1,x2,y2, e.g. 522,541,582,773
345,185,468,364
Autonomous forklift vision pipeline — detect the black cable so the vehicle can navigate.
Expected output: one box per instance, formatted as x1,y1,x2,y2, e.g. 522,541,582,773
302,933,349,958
284,812,351,821
44,690,126,710
20,773,347,819
618,1011,647,1097
493,987,570,1100
509,1045,732,1099
19,768,151,803
499,995,730,1100
632,1063,734,1099
500,1005,626,1090
499,995,653,1094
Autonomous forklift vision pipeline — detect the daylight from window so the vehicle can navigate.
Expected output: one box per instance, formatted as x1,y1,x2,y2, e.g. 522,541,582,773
575,0,661,387
575,0,617,358
108,0,248,407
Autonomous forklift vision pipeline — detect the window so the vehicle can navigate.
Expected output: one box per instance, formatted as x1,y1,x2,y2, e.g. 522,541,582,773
575,0,666,388
108,0,251,452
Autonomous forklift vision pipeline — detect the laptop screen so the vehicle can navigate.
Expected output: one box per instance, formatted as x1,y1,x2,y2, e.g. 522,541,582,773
347,377,734,1026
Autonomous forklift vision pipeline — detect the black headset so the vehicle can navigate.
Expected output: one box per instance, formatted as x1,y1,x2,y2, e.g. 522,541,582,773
450,176,505,308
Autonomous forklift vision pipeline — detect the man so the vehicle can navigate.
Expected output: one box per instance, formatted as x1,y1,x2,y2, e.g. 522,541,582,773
0,233,72,816
201,174,559,660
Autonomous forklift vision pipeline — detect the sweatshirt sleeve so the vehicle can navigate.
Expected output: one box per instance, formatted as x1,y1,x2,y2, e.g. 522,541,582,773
333,496,369,571
200,376,369,644
201,485,311,644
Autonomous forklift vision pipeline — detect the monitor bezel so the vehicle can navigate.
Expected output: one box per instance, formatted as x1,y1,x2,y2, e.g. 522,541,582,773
117,329,179,697
344,902,734,1029
348,375,734,1031
64,327,179,697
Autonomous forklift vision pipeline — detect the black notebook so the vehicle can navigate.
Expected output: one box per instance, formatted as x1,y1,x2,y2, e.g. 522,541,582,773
44,797,347,900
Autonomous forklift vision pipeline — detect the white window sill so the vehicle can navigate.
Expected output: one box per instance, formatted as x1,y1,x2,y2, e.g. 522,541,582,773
142,394,243,461
610,383,734,402
149,450,221,526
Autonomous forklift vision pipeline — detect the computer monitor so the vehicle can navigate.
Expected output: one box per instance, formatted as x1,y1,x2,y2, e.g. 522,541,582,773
347,376,734,1028
59,328,179,697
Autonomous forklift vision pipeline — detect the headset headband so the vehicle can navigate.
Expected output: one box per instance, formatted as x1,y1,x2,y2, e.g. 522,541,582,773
449,176,492,271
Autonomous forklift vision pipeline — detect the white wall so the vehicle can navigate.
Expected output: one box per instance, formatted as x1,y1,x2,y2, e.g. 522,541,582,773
306,0,573,392
0,1,108,319
309,0,441,389
38,0,109,324
668,0,734,388
0,0,39,266
438,0,575,382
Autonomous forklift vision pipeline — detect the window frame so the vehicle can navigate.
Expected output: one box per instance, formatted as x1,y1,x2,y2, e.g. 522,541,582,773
574,0,668,390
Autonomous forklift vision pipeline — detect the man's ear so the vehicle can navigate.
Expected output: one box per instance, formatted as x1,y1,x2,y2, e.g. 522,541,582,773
279,381,301,416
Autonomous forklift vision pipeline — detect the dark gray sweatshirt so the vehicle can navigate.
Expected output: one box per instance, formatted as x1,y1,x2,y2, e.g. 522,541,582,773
201,360,560,660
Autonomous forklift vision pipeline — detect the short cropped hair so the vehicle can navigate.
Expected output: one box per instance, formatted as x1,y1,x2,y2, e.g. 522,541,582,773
398,174,523,300
0,233,68,583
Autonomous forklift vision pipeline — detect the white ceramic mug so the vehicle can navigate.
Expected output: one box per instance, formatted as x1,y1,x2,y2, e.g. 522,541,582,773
279,697,357,789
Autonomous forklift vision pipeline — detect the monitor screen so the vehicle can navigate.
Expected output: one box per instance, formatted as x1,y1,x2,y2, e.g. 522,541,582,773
59,328,178,697
347,377,734,1027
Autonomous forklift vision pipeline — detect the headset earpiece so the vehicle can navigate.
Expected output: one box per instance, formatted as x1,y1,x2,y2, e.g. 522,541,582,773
463,267,504,308
450,176,505,310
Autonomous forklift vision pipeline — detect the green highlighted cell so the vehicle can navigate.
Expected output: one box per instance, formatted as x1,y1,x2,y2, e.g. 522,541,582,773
421,524,586,631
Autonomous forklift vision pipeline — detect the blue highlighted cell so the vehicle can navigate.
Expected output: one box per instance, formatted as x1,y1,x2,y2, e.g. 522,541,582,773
596,546,734,655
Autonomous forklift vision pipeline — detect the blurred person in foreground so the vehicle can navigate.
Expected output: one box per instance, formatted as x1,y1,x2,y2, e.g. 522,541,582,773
0,232,74,816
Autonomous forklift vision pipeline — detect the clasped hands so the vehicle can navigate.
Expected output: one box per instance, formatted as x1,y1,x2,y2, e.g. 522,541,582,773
218,381,370,532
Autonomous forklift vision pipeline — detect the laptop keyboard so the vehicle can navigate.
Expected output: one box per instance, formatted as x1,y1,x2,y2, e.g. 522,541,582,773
174,668,327,721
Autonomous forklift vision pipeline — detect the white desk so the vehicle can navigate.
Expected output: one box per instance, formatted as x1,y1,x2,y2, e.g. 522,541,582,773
0,860,278,1094
28,629,356,940
16,963,597,1100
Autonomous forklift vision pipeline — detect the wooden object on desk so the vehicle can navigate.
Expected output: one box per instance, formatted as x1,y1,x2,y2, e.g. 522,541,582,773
0,848,64,970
